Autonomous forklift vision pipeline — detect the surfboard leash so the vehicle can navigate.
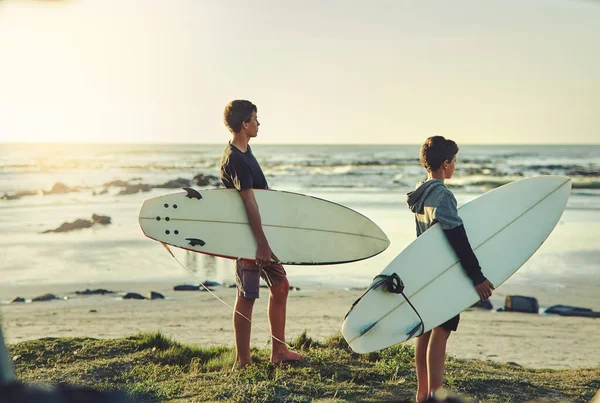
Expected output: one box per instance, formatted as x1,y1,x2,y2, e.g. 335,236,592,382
160,243,294,369
345,273,424,340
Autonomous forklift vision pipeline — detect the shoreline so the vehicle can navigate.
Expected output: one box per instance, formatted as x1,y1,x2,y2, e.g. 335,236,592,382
1,281,599,370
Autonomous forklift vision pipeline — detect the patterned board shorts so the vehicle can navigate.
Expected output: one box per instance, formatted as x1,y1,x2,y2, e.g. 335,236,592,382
235,259,287,299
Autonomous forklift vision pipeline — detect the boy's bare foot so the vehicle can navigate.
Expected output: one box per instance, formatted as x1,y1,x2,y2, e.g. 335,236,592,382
271,350,303,365
234,356,253,370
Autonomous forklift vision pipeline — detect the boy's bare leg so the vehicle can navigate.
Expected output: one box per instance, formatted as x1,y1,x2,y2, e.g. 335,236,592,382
427,326,451,395
234,295,255,367
268,280,302,364
415,331,431,402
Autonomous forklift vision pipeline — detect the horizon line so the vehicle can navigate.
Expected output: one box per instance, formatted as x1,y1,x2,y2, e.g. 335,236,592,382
2,141,600,146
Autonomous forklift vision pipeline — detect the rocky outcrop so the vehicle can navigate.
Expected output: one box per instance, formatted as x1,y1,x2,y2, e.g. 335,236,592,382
103,180,130,187
91,214,111,225
1,190,39,200
174,285,200,291
194,174,219,186
155,178,192,188
9,297,25,303
75,289,115,295
117,184,152,195
42,214,111,233
43,182,71,195
123,293,146,300
42,219,93,233
32,293,58,302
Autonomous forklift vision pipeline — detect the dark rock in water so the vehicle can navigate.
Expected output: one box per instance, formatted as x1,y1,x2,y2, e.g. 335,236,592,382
289,286,301,291
148,291,165,300
91,214,111,225
75,288,114,295
201,280,221,287
545,304,592,315
194,173,219,186
42,219,93,234
118,184,151,195
16,190,39,198
10,297,25,303
44,182,71,195
0,381,133,403
32,293,57,302
504,295,538,314
2,193,20,200
103,180,130,187
89,309,98,313
2,190,41,200
123,292,146,300
156,178,192,188
558,310,600,318
470,300,493,310
43,214,111,233
174,285,200,291
545,305,600,318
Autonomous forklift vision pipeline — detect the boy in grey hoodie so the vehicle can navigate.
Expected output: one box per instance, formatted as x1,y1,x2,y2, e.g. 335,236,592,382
406,136,495,402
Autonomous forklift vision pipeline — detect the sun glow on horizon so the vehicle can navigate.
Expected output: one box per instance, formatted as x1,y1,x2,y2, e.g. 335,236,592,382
1,0,599,145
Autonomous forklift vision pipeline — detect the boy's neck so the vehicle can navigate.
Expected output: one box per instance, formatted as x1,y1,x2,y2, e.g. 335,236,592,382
231,134,250,152
427,171,446,182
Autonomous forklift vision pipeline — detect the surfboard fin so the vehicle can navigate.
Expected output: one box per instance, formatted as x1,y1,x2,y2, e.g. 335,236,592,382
183,187,202,200
186,238,206,247
359,322,377,337
406,323,423,339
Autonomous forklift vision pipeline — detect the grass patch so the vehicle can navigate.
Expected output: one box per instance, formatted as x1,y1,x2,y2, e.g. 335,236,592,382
9,331,599,402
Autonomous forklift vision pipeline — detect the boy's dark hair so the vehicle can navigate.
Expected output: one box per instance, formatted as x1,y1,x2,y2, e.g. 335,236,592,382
224,100,257,134
419,136,459,172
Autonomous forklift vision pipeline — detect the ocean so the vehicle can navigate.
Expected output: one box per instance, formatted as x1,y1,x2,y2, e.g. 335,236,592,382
1,143,599,293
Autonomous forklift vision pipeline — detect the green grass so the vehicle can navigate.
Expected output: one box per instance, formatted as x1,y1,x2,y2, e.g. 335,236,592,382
8,331,599,402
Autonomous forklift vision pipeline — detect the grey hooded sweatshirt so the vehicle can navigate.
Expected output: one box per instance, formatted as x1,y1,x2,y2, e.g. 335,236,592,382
406,179,486,286
406,179,462,236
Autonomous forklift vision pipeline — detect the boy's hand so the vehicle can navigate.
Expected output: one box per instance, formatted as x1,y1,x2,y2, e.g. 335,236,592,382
475,279,495,301
256,244,280,266
256,243,273,267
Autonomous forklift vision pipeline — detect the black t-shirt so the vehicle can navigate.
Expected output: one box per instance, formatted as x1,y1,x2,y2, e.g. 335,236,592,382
220,143,268,190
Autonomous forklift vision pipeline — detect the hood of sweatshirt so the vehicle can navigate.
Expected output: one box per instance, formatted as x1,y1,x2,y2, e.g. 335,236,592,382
406,179,446,214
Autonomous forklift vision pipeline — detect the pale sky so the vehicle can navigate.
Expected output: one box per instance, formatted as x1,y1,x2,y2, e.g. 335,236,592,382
0,0,599,144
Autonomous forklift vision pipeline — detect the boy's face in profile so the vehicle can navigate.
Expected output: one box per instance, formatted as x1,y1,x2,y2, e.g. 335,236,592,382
445,155,456,179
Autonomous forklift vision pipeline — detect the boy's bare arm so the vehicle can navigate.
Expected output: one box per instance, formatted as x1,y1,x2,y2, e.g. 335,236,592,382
238,188,279,266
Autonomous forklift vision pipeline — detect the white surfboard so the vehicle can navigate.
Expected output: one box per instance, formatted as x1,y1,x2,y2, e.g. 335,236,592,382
342,176,571,353
139,188,390,265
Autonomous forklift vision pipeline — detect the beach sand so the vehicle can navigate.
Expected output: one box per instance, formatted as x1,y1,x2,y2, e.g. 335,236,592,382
1,281,599,370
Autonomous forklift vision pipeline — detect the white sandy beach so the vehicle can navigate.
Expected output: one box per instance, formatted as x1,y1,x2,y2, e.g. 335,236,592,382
1,281,599,371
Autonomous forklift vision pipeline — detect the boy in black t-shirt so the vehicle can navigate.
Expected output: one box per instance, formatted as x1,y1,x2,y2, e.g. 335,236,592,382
220,100,302,368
